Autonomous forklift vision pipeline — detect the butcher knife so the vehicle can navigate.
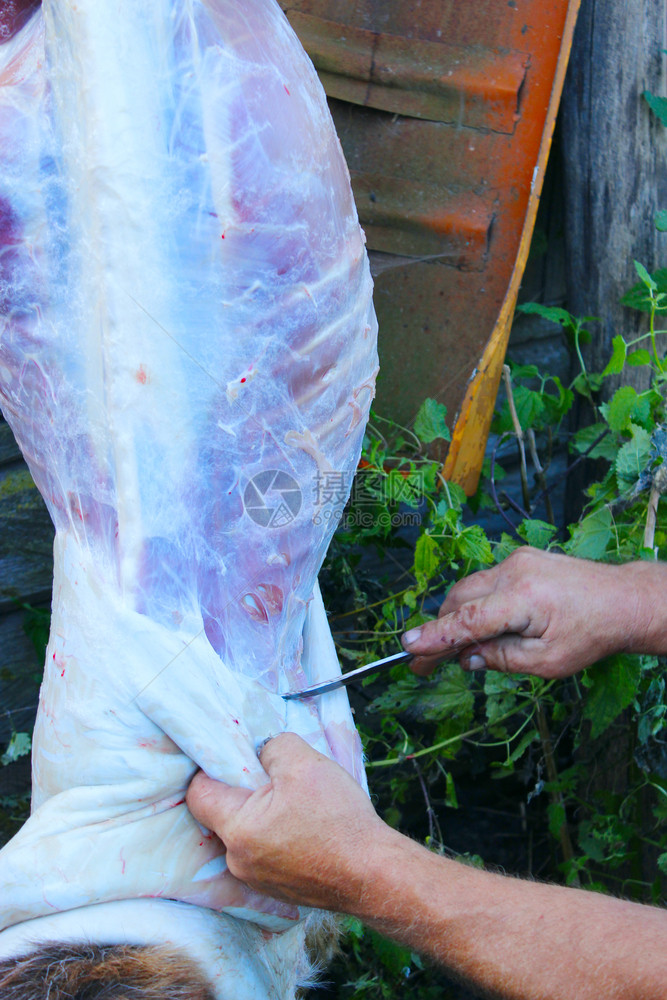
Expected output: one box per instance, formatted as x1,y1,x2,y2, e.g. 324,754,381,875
281,649,413,699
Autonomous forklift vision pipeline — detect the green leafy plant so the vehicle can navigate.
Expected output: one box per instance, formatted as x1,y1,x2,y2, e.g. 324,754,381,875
317,261,667,994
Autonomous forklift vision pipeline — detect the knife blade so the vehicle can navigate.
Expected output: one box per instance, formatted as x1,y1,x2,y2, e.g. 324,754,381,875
281,649,413,699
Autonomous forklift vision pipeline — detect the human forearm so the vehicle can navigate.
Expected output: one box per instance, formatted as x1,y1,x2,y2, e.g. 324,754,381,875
187,733,667,1000
403,549,667,678
616,558,667,656
353,826,667,1000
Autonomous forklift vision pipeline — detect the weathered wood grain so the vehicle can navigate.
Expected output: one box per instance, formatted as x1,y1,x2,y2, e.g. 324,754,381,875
0,610,43,743
0,417,47,837
0,460,54,615
0,419,21,467
561,0,667,388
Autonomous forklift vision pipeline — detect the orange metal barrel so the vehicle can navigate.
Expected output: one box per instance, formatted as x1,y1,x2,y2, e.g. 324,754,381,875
280,0,580,493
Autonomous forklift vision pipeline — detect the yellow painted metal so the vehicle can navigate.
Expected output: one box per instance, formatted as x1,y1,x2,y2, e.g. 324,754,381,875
282,1,582,494
443,0,582,493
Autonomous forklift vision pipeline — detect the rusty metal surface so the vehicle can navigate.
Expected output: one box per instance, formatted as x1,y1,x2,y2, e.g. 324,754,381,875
287,11,528,132
281,0,580,491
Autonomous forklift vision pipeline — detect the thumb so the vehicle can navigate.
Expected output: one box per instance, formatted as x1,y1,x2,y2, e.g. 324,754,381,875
186,772,253,836
258,731,320,776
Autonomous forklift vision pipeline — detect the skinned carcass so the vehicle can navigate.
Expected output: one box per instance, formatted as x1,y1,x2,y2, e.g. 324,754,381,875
0,0,377,995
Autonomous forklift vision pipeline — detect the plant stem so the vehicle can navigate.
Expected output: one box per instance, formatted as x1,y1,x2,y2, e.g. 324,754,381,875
489,433,525,540
649,299,665,374
412,758,443,846
527,428,556,524
644,483,660,550
574,326,588,379
503,365,531,511
367,681,557,768
535,701,579,883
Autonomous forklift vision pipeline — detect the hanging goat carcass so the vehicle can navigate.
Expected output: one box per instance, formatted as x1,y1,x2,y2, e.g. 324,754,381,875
0,1,377,994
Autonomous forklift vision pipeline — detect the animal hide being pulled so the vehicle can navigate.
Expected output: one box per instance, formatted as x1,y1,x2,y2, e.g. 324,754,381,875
0,1,377,994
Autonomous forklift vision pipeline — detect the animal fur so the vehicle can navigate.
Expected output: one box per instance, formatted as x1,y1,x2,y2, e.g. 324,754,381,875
0,944,216,1000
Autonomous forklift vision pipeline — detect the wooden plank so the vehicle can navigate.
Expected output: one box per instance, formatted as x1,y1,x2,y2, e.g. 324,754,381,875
0,418,21,467
0,461,54,614
560,0,667,383
0,609,43,744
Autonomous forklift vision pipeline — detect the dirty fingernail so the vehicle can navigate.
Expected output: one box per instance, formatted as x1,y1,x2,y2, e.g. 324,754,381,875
257,734,277,756
403,627,422,646
466,654,487,671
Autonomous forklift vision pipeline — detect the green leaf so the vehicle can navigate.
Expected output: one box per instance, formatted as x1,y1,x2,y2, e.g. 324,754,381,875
602,335,627,376
494,384,546,434
605,385,638,432
516,303,576,327
492,728,539,774
656,210,667,232
506,728,538,765
427,667,475,722
615,425,652,488
335,645,368,664
366,928,414,977
381,599,396,621
571,423,617,462
1,732,31,767
572,371,603,398
369,667,474,726
583,654,642,739
621,267,667,314
413,533,440,583
507,362,540,380
484,672,520,726
566,506,612,560
513,385,546,430
414,398,450,444
403,610,433,633
386,468,422,506
403,589,417,611
445,771,459,809
494,532,522,563
457,524,494,566
436,481,467,513
541,376,574,424
628,392,653,429
626,349,652,367
658,853,667,875
634,258,658,290
422,461,439,494
643,90,667,127
548,800,567,841
517,519,557,549
21,604,51,663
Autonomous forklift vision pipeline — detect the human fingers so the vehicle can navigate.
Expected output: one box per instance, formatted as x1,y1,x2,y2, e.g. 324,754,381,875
260,732,377,826
186,772,254,840
437,567,499,616
403,594,531,662
410,634,561,681
258,730,326,778
458,634,540,675
459,630,596,680
232,733,383,909
408,652,449,676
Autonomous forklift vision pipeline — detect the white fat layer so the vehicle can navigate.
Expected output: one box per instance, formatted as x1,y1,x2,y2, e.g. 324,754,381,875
0,0,378,994
0,899,319,1000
